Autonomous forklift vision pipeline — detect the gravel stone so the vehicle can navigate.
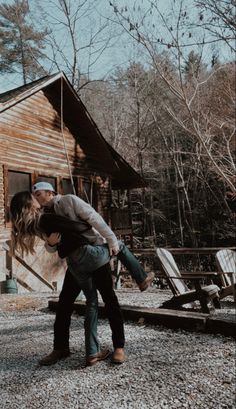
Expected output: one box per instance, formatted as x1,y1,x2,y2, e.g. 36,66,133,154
0,290,235,409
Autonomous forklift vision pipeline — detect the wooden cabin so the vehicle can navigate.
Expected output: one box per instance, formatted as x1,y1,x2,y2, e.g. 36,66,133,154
0,72,145,293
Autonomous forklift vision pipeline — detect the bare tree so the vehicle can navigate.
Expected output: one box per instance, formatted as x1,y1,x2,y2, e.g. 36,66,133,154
34,0,118,89
195,0,236,52
109,0,236,192
77,50,235,246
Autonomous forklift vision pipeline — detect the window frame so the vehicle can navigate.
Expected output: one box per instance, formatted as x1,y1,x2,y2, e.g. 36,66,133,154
78,176,98,209
4,167,33,227
61,177,78,195
4,168,60,228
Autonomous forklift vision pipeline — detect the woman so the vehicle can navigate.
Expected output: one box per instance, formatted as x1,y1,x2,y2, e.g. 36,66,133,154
10,191,110,366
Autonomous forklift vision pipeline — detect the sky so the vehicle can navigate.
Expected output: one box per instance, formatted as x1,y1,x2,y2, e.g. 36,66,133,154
0,0,183,92
0,0,234,93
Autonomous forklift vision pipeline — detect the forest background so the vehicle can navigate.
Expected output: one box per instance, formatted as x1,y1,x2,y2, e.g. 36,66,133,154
0,0,235,250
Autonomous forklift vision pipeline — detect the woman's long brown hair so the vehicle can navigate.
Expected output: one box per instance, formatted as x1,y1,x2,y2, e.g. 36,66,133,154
10,191,40,256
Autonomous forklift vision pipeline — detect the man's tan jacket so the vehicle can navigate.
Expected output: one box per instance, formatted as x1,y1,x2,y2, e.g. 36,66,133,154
45,194,118,253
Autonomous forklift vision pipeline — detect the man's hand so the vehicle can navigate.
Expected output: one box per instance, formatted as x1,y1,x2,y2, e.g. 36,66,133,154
109,244,120,256
43,232,61,246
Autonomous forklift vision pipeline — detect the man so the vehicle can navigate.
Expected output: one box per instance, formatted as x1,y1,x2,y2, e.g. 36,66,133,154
33,181,154,366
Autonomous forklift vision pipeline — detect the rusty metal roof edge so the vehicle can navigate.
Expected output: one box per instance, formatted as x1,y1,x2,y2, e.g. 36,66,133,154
104,141,147,188
61,76,115,153
0,72,64,114
107,143,135,173
57,75,125,171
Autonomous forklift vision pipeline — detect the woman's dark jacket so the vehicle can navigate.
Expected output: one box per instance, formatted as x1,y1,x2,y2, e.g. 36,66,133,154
38,213,92,258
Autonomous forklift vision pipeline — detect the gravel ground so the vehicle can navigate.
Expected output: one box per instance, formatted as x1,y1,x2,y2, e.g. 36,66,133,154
0,290,235,409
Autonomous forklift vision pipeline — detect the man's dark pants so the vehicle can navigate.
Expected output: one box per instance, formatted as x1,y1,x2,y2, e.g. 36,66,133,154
54,264,125,350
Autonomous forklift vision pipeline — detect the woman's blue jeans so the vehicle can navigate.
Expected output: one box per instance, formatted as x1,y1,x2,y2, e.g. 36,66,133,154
67,240,147,286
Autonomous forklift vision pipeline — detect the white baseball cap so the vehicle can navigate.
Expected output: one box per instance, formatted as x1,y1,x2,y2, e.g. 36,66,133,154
32,182,56,193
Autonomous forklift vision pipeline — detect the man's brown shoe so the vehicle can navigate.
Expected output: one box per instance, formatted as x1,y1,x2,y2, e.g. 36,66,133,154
112,348,126,364
86,349,110,367
39,349,70,366
138,272,155,292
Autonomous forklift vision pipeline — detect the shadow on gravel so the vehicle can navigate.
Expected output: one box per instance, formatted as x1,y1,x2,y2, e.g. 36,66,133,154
38,307,55,314
0,321,54,336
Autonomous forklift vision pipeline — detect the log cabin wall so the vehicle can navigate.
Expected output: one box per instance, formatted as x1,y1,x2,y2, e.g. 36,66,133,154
0,89,112,293
0,165,6,284
0,90,112,178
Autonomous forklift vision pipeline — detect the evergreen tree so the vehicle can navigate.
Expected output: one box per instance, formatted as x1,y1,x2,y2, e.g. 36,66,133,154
183,51,206,80
0,0,48,84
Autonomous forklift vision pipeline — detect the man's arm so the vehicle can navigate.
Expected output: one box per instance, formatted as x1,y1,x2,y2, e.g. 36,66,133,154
61,195,119,255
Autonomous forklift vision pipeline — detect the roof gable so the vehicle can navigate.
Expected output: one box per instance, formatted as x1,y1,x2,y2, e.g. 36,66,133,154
0,72,145,189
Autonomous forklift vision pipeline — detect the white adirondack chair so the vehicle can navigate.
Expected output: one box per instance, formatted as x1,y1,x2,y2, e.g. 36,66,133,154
156,248,220,313
215,249,236,303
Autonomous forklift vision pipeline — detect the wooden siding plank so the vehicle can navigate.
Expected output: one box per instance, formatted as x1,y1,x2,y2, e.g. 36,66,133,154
0,165,4,229
0,121,76,149
2,139,76,161
0,90,113,178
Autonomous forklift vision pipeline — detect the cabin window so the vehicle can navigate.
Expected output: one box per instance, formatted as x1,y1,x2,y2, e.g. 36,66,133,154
79,178,98,209
8,171,31,199
62,178,77,195
6,170,31,223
